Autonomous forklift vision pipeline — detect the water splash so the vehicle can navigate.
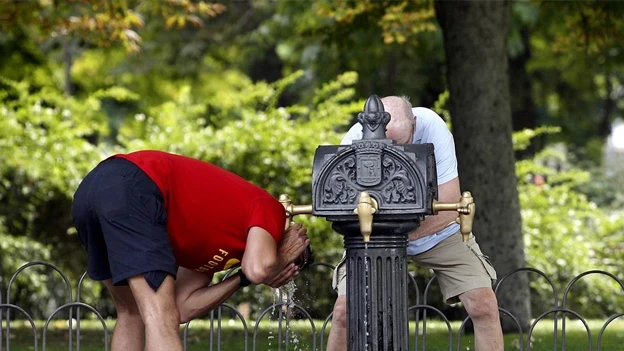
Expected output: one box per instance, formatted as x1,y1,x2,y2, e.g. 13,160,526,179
267,280,308,351
281,280,298,308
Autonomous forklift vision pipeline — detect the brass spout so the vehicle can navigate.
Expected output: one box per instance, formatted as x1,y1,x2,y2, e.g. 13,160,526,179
279,194,313,229
432,191,475,242
353,191,378,243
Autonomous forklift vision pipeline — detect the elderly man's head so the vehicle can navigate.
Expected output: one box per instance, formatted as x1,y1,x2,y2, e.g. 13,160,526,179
381,96,415,144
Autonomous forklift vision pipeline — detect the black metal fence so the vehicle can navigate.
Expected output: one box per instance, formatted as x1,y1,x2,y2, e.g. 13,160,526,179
1,260,623,350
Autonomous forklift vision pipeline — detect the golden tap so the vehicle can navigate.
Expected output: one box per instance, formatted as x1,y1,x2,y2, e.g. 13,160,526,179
353,191,378,243
279,194,313,230
432,191,475,242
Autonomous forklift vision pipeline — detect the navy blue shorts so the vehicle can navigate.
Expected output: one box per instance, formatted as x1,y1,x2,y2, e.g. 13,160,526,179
72,158,178,291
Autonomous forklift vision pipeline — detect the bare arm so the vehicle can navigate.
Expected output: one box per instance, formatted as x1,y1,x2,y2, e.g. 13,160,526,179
174,267,241,323
174,224,309,322
175,265,300,323
408,177,461,241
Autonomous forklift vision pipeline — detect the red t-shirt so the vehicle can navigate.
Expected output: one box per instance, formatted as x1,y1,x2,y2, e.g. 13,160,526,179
113,150,286,276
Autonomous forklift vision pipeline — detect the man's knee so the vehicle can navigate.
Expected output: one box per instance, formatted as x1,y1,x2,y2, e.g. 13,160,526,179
104,280,142,316
331,296,348,328
460,288,500,322
115,303,143,322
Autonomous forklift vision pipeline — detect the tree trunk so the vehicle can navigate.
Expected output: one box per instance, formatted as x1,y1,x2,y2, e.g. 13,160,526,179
435,0,531,331
510,26,539,159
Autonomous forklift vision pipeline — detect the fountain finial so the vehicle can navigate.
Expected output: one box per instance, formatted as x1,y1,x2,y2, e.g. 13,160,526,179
358,94,391,140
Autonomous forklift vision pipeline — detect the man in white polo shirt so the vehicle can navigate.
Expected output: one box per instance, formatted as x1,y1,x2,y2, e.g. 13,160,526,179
326,96,503,351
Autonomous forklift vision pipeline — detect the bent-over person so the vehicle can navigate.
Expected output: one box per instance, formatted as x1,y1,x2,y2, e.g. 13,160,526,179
73,150,310,351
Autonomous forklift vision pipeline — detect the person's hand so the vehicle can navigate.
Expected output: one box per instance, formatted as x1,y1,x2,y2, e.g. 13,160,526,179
277,223,310,265
263,263,299,288
294,244,313,271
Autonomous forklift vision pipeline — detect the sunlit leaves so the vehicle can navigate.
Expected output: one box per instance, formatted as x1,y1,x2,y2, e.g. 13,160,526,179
1,0,226,53
311,0,438,45
513,126,561,152
379,2,436,45
539,1,624,54
157,0,226,28
0,78,108,198
314,0,375,24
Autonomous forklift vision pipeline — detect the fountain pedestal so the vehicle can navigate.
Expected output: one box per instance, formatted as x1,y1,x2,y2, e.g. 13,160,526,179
340,228,412,350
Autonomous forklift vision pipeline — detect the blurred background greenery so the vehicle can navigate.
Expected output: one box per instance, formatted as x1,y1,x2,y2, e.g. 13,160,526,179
0,0,623,325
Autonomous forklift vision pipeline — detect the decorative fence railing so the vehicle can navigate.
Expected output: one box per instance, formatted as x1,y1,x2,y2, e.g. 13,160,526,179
1,260,623,350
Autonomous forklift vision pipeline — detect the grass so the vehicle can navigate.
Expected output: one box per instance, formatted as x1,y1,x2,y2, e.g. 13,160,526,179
2,318,623,350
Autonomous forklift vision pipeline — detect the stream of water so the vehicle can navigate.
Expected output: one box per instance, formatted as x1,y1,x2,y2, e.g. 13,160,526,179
364,242,370,350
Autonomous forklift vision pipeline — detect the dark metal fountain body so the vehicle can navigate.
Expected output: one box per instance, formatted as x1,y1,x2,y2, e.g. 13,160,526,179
312,95,438,350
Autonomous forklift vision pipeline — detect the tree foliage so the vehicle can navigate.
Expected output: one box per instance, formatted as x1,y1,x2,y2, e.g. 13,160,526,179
254,0,445,106
518,0,624,161
0,0,225,52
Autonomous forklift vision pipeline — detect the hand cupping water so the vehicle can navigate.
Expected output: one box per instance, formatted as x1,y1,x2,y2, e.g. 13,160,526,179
278,222,310,264
294,244,314,271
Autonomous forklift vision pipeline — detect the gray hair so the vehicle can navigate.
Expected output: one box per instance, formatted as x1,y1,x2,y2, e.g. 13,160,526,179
399,95,413,109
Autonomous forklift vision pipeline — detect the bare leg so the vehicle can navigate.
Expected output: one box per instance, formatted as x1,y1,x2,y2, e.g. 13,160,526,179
128,274,183,351
459,288,503,351
326,295,348,351
103,280,145,351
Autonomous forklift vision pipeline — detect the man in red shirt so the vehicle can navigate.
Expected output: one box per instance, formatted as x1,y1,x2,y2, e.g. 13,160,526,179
72,150,311,351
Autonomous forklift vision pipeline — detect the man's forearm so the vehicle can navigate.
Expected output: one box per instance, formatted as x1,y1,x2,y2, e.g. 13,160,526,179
408,211,458,241
256,257,288,284
177,275,242,323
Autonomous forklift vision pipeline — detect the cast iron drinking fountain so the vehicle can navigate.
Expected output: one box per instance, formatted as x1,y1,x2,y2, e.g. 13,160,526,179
279,94,476,350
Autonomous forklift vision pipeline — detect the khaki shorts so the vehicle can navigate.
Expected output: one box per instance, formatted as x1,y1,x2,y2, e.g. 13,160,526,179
332,231,497,304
